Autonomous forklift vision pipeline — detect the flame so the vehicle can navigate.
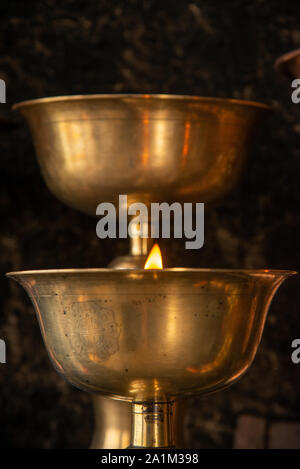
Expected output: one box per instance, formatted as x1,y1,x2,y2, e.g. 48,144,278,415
144,243,163,269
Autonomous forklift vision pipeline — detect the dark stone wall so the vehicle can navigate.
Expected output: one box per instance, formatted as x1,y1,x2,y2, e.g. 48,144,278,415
0,0,299,448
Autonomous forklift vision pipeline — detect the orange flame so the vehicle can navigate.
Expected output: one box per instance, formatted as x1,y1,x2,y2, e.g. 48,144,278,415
144,243,163,269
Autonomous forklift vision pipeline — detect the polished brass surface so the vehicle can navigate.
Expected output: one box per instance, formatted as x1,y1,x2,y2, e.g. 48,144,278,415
90,396,131,449
13,95,270,214
93,243,152,449
131,402,174,448
91,396,185,448
6,268,295,447
275,48,300,78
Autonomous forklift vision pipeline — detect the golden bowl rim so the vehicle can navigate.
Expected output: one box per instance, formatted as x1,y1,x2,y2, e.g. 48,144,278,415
275,48,300,71
6,268,297,277
12,94,271,112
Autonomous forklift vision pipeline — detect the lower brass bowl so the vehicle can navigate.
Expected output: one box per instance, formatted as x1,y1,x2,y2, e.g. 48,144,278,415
6,268,295,401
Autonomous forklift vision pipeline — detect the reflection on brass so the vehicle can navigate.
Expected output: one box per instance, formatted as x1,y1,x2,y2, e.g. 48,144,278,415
91,396,185,449
90,396,131,449
6,268,295,448
13,94,270,214
275,49,300,78
131,402,173,448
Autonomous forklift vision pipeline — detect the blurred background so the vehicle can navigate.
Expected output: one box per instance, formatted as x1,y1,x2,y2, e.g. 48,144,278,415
0,0,299,449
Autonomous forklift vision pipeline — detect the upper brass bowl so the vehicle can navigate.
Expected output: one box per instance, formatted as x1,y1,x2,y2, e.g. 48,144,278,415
7,268,294,402
13,95,270,214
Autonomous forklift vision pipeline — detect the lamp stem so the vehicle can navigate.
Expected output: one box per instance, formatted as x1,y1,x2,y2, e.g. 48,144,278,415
130,401,175,448
129,218,153,257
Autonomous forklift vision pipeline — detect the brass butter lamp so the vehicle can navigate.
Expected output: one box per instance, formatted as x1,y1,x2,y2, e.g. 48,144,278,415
12,94,270,271
11,94,274,448
6,264,295,448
